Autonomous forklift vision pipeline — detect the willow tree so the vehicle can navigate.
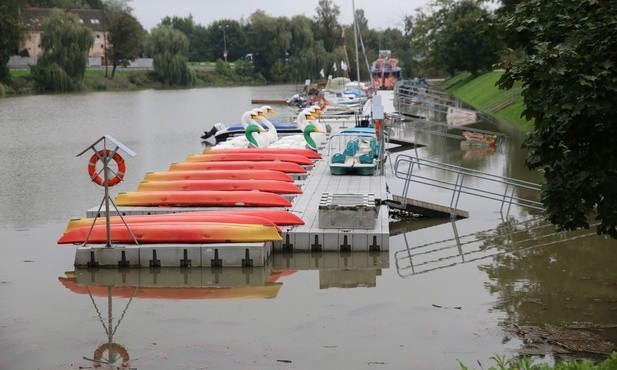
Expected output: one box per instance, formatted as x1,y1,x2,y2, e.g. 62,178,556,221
145,25,194,87
31,9,93,92
0,4,21,83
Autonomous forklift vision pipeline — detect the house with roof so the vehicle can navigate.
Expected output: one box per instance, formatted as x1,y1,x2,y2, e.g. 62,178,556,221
18,8,111,66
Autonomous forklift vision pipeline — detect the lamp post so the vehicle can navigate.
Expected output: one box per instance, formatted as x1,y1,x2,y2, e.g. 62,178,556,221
219,25,229,61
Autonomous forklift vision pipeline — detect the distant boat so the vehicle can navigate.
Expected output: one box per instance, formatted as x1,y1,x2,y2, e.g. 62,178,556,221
370,50,402,90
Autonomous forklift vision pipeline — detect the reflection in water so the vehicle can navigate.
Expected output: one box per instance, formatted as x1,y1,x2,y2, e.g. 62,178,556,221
394,217,617,359
58,251,389,368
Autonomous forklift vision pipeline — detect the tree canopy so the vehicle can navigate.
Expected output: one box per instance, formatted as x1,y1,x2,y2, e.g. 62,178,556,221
0,5,22,82
31,8,93,91
145,25,194,86
497,0,617,237
108,11,145,78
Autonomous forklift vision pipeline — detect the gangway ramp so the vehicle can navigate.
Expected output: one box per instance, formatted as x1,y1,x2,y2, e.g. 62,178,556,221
392,154,544,219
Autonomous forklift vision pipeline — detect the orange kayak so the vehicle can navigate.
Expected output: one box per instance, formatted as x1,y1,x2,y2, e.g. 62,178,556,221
64,213,282,233
136,179,302,194
186,153,313,165
169,161,307,174
203,147,321,159
57,222,282,244
143,169,294,182
115,190,292,207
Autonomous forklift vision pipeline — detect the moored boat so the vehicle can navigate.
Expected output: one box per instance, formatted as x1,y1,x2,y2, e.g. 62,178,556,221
115,190,292,207
462,130,497,147
185,152,313,166
370,50,402,90
143,169,294,182
169,161,307,174
58,222,282,244
136,179,302,194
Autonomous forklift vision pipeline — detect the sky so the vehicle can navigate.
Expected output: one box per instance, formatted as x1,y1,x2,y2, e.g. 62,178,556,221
130,0,427,32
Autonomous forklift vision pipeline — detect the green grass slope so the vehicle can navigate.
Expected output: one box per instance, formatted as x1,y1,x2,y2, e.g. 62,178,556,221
441,71,535,131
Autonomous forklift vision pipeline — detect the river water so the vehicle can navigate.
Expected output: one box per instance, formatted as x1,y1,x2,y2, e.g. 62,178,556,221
0,86,615,370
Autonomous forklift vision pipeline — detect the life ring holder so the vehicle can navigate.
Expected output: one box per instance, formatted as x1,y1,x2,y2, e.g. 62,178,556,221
93,342,130,368
88,149,126,187
310,95,327,110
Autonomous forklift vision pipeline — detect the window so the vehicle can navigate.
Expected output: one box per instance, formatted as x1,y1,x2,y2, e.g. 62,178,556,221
91,19,100,24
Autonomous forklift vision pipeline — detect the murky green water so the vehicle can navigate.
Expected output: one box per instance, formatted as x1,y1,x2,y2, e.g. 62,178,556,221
0,86,614,369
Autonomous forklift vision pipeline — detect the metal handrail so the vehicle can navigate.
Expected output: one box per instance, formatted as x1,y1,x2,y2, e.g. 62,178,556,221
393,154,544,218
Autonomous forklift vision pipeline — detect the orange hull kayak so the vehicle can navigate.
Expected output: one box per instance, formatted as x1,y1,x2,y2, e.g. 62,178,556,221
186,153,313,165
143,169,294,182
64,213,282,233
136,180,302,194
169,161,307,174
115,190,292,207
57,222,282,244
203,147,321,159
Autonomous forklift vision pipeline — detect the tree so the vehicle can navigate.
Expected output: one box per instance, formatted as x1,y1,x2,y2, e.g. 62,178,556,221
313,0,341,52
436,1,499,76
31,8,93,92
145,25,194,86
497,0,617,238
108,12,145,78
0,4,22,82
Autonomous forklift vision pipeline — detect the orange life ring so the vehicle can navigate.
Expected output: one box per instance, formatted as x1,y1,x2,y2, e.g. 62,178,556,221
310,95,327,110
93,342,130,368
88,149,126,187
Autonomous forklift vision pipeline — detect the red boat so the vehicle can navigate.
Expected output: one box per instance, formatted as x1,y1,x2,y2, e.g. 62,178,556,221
203,147,321,160
136,179,301,194
58,222,282,244
64,212,283,234
185,153,313,166
169,161,307,174
143,169,294,182
115,190,292,207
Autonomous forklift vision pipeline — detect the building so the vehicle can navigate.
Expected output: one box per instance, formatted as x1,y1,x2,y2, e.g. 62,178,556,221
19,8,111,66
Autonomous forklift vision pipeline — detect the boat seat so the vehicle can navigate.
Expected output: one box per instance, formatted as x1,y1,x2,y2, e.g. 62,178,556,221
331,153,347,164
358,153,374,164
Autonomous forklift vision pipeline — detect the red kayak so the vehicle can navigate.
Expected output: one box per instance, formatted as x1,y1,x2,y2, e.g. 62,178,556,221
64,213,282,233
115,190,292,207
169,161,307,174
136,180,302,194
214,209,304,226
143,169,294,182
58,222,282,244
203,147,321,159
186,153,313,165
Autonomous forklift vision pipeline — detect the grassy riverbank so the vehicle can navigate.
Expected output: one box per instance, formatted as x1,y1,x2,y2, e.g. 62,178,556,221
1,67,265,96
440,71,535,131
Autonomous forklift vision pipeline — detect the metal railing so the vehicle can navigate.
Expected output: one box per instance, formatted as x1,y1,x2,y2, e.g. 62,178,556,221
392,154,544,218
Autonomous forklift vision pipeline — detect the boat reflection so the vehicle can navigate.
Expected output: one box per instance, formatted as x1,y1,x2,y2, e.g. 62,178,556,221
59,251,389,368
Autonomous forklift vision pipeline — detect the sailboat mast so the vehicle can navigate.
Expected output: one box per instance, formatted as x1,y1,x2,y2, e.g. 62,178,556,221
352,0,361,86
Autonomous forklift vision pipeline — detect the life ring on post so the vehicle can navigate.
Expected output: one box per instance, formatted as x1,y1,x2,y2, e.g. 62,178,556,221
88,149,126,187
310,95,327,110
93,342,130,368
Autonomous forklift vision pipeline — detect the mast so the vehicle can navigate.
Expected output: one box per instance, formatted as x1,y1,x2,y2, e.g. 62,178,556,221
352,0,361,87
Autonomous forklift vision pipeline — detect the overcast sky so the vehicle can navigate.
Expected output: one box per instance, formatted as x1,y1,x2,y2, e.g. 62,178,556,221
130,0,427,32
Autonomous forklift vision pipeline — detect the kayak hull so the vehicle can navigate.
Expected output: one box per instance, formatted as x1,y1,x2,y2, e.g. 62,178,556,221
58,222,282,244
64,213,282,233
186,153,313,165
143,169,294,182
169,161,307,174
136,180,302,194
202,147,321,159
115,190,292,207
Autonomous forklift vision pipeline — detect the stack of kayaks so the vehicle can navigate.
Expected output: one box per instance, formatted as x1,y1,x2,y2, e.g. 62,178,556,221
59,147,319,246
